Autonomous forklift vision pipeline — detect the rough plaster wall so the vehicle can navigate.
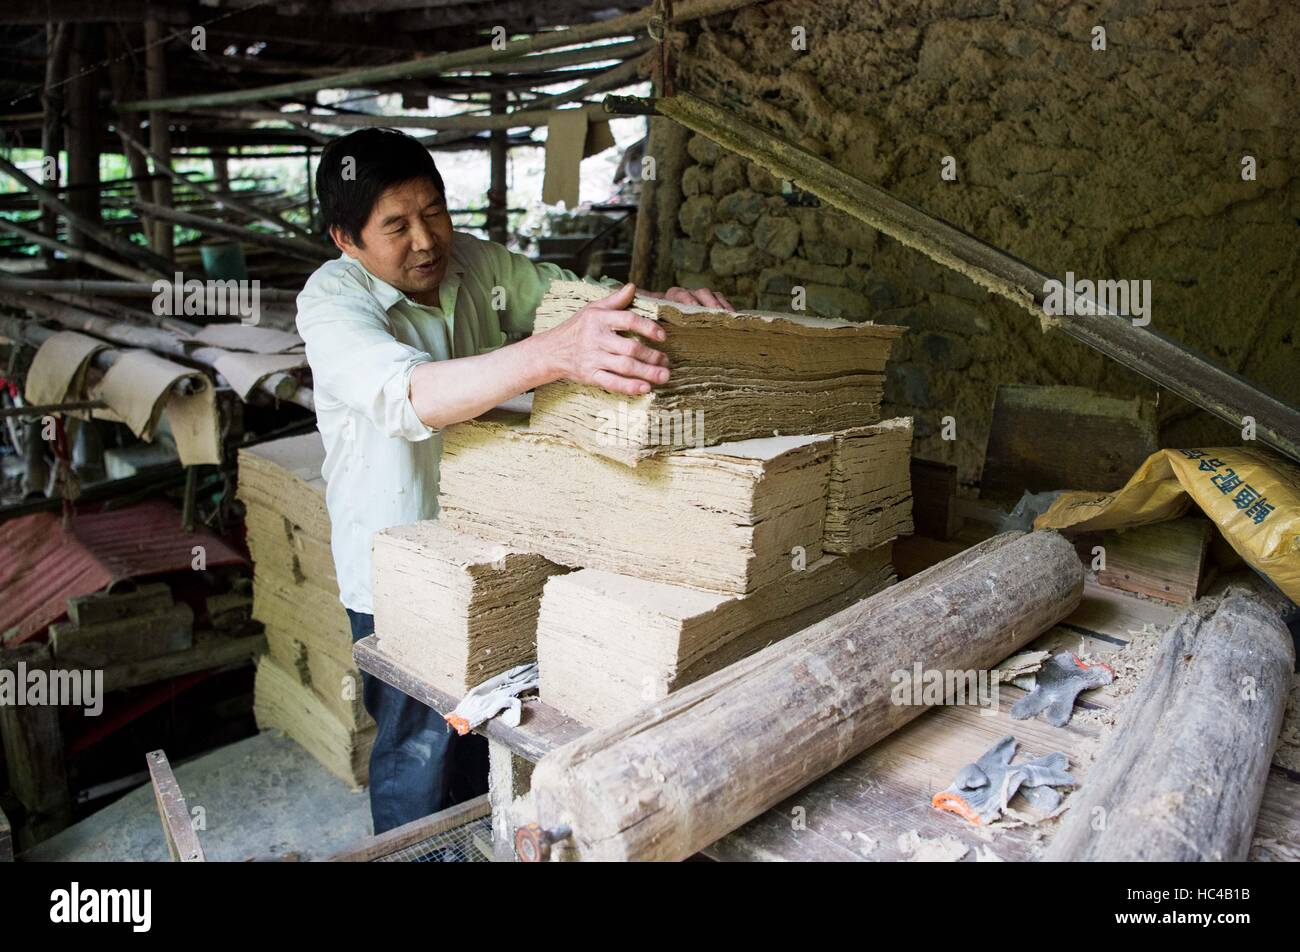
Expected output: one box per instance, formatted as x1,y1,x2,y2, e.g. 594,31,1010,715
665,0,1299,485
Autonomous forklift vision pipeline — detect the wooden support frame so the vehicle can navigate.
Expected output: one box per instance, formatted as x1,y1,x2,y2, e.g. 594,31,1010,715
146,749,205,862
326,793,490,862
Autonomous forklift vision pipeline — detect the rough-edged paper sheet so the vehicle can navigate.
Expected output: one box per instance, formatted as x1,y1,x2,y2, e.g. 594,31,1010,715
213,351,307,399
191,323,304,354
24,331,109,408
90,350,221,465
543,110,588,208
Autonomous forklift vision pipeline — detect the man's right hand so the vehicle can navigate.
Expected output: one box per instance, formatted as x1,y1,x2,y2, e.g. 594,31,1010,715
539,283,670,396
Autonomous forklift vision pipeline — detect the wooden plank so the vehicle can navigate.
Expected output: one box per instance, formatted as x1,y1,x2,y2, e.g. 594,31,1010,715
68,582,173,626
0,643,72,847
50,604,194,669
146,749,205,862
910,458,960,540
351,635,587,762
1047,593,1293,860
1096,516,1211,605
101,629,264,693
326,794,490,862
528,531,1083,861
980,385,1158,501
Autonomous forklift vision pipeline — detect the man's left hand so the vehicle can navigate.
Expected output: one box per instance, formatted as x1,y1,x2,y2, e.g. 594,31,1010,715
650,286,735,311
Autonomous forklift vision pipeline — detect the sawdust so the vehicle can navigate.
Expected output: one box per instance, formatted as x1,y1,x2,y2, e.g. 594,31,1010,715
896,829,969,863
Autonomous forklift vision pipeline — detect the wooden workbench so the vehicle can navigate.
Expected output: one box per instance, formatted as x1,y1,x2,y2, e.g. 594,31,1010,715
354,577,1300,861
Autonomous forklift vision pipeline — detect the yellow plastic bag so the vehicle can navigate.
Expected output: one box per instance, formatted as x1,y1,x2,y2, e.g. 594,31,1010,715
1035,445,1300,603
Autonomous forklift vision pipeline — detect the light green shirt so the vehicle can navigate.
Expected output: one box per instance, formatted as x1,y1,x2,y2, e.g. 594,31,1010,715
296,230,599,613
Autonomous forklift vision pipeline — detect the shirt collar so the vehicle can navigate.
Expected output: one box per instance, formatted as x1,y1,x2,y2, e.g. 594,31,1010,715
341,240,466,312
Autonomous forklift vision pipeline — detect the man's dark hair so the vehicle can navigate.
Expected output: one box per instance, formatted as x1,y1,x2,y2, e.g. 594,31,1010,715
316,128,446,247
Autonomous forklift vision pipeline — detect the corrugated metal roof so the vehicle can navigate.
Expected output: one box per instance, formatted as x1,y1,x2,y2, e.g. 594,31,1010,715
0,498,246,646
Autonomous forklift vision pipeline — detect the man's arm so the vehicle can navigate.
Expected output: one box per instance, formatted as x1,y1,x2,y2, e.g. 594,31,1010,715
408,282,670,429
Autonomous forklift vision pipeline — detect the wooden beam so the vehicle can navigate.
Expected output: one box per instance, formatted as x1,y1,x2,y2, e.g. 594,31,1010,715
529,530,1083,861
39,22,70,268
487,90,508,245
652,92,1300,465
1045,592,1293,861
117,0,759,111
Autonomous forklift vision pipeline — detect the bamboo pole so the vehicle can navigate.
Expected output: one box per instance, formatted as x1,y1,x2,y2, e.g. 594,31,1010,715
118,128,321,243
65,24,101,257
127,200,329,263
117,0,760,111
0,218,156,282
0,154,172,276
39,23,70,268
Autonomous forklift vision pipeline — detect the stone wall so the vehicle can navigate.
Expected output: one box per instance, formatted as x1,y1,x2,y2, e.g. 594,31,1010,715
659,0,1299,484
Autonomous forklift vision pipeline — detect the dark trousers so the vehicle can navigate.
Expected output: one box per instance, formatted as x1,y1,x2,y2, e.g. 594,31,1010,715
347,609,488,834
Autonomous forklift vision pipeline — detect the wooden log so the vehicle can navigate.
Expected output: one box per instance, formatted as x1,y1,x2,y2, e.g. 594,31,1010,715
529,530,1083,861
1045,591,1294,861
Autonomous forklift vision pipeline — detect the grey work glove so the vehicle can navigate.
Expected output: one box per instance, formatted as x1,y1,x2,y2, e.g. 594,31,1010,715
445,662,539,736
932,735,1074,825
1011,650,1114,727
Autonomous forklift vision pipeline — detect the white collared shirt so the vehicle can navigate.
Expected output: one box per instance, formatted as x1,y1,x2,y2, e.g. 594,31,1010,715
296,231,588,613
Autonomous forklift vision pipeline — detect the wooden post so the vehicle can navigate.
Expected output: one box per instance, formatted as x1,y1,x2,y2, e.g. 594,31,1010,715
1045,592,1293,862
529,531,1084,861
488,739,533,861
486,91,508,245
211,151,230,192
0,643,73,849
39,23,71,269
64,24,100,259
648,117,688,292
145,18,174,260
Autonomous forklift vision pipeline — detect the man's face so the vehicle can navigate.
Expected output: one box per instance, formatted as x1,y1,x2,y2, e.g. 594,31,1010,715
330,177,454,305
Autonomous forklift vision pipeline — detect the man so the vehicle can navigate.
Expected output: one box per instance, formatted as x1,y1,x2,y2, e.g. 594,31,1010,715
297,127,732,834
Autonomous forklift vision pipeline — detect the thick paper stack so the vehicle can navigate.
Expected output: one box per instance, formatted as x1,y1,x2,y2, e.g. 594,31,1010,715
371,522,568,696
528,281,904,466
438,409,838,596
824,419,915,553
239,434,374,788
537,545,895,726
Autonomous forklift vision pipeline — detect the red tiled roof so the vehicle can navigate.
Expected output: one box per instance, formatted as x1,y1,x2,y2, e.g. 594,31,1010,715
0,498,246,647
